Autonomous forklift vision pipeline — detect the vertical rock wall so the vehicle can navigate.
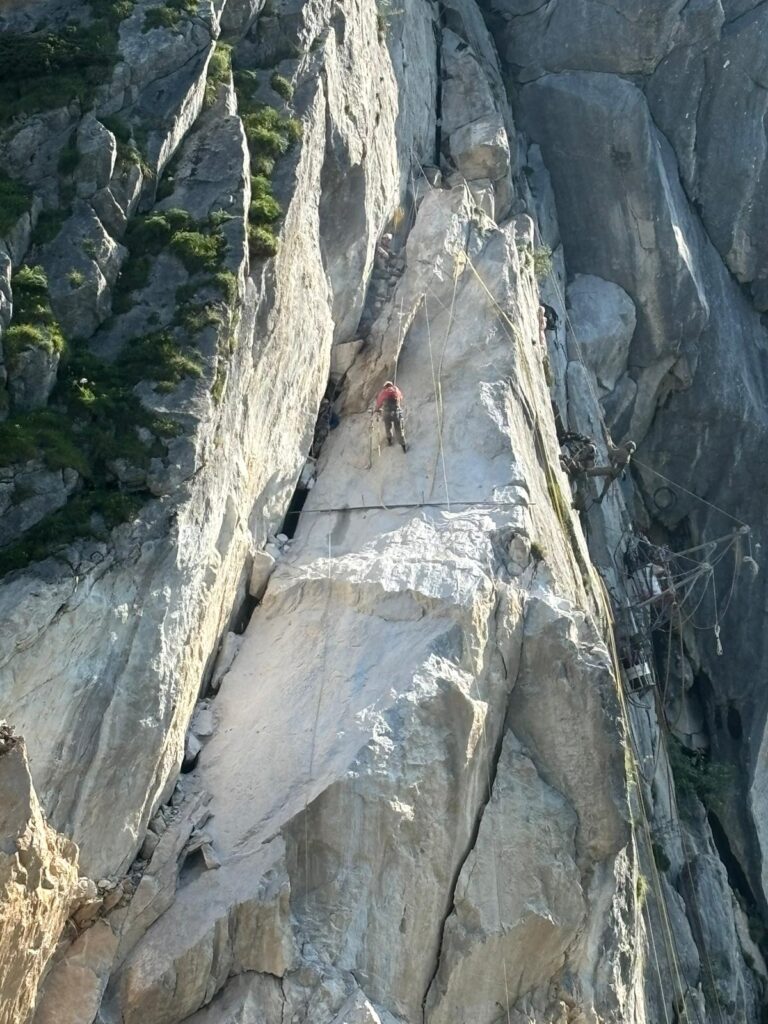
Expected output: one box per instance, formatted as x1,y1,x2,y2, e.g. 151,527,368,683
0,0,765,1021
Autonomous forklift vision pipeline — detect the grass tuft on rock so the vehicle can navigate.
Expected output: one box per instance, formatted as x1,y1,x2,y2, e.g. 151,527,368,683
270,72,294,101
204,41,232,106
4,266,65,366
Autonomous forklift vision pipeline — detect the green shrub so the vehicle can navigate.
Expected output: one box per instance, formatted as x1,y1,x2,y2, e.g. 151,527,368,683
204,41,232,106
212,361,226,403
252,154,275,177
249,193,281,223
0,172,32,236
14,264,48,292
284,117,302,143
243,120,288,157
169,230,225,273
143,7,180,30
180,303,224,332
208,209,234,229
4,323,50,355
67,269,86,288
125,209,191,253
533,245,553,281
635,873,649,910
5,266,65,362
270,72,293,101
233,69,259,93
248,224,278,259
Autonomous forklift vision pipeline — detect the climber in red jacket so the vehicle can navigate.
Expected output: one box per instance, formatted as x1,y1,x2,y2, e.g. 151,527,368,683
375,380,408,452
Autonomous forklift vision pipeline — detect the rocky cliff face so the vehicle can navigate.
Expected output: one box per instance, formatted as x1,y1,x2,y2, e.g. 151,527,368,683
0,726,79,1024
0,0,766,1021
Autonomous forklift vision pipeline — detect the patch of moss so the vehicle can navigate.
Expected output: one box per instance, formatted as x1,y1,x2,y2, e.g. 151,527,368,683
270,72,293,101
0,171,32,236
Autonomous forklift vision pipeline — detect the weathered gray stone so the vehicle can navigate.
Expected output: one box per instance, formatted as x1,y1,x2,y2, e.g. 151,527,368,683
647,5,768,301
41,203,125,339
440,29,511,215
566,273,636,392
76,115,118,199
518,72,710,373
0,464,79,548
426,736,585,1022
4,109,76,198
487,0,723,81
248,548,276,599
6,342,60,412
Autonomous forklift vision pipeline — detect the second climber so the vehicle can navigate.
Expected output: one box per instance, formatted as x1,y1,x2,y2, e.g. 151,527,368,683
375,380,408,452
